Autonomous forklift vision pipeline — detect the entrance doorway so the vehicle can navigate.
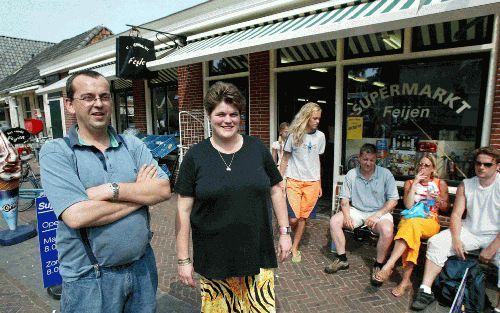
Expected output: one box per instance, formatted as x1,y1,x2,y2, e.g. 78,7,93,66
277,68,335,204
48,99,63,138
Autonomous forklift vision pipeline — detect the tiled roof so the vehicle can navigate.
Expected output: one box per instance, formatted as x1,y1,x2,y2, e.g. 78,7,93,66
0,36,54,81
0,26,112,93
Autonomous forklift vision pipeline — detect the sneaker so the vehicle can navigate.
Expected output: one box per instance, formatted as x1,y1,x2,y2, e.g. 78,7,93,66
411,288,435,311
324,258,349,274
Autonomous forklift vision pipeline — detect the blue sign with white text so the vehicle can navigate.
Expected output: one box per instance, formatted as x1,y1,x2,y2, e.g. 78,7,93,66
36,196,62,288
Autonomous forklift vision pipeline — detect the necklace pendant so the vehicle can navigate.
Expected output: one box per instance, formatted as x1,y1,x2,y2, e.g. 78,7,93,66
226,167,231,171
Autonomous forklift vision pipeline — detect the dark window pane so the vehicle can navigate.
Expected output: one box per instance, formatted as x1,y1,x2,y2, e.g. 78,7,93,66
412,15,493,51
345,30,403,59
277,40,336,67
344,56,487,181
209,55,248,76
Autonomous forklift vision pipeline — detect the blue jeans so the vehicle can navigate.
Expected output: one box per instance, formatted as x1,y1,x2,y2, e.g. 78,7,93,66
61,245,158,313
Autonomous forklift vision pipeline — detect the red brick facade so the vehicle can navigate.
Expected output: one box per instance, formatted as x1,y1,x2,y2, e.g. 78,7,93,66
248,51,270,145
491,43,500,150
132,80,147,133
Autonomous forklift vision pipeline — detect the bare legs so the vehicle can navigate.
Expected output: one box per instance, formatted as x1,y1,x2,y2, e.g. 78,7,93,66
329,212,347,255
374,219,394,264
289,217,306,257
421,258,443,288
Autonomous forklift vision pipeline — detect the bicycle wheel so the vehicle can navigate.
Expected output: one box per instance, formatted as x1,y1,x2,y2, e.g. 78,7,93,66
18,176,40,212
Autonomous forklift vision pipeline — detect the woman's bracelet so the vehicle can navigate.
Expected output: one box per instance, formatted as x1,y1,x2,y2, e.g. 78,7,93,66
177,258,192,266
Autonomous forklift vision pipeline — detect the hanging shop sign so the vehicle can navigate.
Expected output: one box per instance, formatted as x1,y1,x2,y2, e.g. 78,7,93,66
351,83,472,116
116,36,158,80
4,127,31,144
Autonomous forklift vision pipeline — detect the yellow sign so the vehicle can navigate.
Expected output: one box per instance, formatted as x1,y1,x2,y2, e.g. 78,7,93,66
347,117,363,139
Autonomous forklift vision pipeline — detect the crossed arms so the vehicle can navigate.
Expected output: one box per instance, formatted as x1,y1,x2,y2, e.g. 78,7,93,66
61,164,171,229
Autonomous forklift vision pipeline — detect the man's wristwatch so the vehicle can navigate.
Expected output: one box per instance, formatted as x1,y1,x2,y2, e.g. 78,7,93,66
279,226,292,235
111,182,120,201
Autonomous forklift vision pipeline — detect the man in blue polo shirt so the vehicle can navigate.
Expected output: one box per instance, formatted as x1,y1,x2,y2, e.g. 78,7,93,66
324,143,399,285
40,70,171,313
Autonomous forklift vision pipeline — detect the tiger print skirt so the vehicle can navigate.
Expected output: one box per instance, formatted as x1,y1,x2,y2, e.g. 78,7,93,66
199,268,275,313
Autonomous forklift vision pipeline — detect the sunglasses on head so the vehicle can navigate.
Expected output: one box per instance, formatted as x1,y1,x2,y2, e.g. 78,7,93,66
418,163,432,168
475,161,494,168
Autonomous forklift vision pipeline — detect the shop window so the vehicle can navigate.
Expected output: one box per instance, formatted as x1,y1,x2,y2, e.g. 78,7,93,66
413,15,493,52
151,84,179,135
345,30,403,59
150,68,178,85
209,55,248,76
23,97,31,119
277,40,336,67
208,77,249,134
343,55,487,182
115,91,134,133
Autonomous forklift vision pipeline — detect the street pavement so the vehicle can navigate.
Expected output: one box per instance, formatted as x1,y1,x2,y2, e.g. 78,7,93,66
1,188,497,312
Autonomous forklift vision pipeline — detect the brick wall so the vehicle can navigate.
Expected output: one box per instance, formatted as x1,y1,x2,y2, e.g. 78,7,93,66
491,44,500,150
249,51,270,145
178,63,204,147
64,104,76,132
132,80,147,133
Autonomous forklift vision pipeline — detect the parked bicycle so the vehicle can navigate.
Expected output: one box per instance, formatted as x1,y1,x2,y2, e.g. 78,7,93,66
17,150,42,212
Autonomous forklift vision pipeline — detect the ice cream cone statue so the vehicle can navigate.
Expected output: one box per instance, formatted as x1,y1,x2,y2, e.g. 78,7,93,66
0,130,21,231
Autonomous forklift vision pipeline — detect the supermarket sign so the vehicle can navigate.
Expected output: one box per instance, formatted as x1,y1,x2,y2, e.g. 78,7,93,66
351,83,472,117
36,196,62,288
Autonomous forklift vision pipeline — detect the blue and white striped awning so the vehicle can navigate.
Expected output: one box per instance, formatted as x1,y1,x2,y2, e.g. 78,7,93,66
147,0,499,70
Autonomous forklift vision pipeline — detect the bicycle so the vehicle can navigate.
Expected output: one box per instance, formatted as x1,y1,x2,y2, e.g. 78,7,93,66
17,151,42,212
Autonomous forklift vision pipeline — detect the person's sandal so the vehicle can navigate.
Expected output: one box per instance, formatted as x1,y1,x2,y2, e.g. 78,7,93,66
291,250,302,263
391,283,412,297
373,268,392,283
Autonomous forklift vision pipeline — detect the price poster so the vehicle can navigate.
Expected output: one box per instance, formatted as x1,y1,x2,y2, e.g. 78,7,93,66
36,196,62,288
347,116,363,139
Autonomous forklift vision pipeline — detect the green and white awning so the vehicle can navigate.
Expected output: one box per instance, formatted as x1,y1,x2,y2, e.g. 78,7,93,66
148,0,499,70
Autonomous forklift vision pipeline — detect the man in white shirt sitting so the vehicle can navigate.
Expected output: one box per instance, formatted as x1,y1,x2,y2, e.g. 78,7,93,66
411,146,500,311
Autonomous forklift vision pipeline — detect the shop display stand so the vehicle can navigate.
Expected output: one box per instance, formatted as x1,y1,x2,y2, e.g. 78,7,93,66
0,224,37,246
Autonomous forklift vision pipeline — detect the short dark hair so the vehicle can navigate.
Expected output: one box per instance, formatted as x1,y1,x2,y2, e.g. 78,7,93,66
473,146,499,163
204,81,245,115
66,70,108,99
360,143,377,155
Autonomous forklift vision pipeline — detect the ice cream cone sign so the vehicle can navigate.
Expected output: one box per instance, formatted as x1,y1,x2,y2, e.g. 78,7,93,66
0,130,21,182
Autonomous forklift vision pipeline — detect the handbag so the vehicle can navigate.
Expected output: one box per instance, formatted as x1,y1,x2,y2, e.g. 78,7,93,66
400,201,431,219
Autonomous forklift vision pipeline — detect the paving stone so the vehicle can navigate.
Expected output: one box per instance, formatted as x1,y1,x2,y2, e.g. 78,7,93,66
1,192,497,312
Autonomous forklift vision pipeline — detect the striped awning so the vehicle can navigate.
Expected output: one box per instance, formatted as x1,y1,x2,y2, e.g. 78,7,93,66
148,0,499,71
150,68,178,84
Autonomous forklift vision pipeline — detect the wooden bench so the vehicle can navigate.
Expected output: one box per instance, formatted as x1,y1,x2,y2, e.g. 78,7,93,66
331,182,455,245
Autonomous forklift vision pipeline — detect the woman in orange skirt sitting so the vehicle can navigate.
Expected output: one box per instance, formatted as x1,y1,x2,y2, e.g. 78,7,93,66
374,153,449,297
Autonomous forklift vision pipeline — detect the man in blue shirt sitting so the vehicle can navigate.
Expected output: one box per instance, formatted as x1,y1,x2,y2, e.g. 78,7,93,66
324,143,399,286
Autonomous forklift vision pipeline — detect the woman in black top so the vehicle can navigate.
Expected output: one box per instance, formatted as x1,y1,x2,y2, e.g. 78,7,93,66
175,81,292,312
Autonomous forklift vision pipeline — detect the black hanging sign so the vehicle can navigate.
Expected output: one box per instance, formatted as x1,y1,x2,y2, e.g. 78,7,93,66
4,127,31,144
116,36,158,80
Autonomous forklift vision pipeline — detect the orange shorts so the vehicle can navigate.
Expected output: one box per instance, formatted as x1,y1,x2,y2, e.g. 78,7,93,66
286,178,321,219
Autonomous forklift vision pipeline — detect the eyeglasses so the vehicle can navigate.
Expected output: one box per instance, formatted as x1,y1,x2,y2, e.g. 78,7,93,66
418,163,432,168
72,94,112,105
475,161,494,168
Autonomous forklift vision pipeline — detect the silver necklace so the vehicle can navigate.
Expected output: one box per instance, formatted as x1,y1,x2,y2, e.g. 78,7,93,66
217,150,236,171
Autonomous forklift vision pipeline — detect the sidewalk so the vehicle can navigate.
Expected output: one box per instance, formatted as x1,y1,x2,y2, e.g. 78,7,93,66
1,193,497,313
